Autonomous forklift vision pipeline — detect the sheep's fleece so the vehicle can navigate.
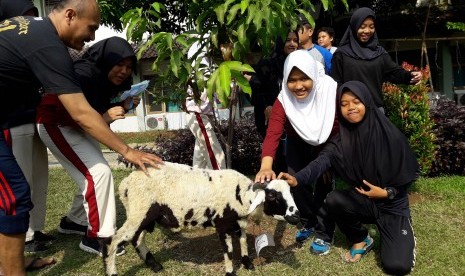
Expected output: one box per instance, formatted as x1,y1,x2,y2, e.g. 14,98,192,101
103,162,300,276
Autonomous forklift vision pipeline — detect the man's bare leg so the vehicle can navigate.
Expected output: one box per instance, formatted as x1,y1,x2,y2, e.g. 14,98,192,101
0,233,25,276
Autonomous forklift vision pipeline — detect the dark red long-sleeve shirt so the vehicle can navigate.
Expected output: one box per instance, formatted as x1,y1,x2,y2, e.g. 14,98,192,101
261,99,339,159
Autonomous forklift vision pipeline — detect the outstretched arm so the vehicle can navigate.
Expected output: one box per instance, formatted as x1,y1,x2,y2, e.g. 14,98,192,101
58,93,163,172
278,153,332,187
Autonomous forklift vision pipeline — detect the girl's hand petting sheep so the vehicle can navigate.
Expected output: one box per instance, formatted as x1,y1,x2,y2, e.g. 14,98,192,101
277,172,298,187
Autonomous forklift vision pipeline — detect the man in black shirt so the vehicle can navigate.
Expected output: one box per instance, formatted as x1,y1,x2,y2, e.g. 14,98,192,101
0,1,162,274
0,0,57,256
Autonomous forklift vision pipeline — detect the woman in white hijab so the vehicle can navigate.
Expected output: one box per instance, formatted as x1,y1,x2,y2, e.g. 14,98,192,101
255,49,338,243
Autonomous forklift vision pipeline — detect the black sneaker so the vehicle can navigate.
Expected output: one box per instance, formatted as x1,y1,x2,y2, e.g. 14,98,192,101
79,236,126,256
57,216,87,236
34,231,56,242
24,240,49,253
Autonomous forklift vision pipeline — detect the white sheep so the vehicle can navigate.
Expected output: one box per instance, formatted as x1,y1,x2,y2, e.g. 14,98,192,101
102,162,300,276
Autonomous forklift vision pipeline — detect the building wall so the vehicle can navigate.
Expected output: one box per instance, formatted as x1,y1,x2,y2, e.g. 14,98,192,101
110,106,254,133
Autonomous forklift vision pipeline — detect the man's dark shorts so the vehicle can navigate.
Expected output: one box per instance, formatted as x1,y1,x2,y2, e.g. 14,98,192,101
0,131,32,234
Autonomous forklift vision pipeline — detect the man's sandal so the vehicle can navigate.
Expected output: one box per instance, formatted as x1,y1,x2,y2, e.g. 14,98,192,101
344,235,374,263
25,257,56,272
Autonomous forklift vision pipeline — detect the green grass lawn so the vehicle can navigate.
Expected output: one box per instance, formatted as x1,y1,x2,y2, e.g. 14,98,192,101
30,169,465,275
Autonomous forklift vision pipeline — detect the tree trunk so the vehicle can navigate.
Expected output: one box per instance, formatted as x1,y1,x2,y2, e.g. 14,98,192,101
225,81,238,169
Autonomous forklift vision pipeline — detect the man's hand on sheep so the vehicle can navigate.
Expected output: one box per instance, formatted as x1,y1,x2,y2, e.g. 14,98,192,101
277,172,298,187
122,147,164,173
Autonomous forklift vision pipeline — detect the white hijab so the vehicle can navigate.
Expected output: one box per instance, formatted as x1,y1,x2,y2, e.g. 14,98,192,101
277,50,337,146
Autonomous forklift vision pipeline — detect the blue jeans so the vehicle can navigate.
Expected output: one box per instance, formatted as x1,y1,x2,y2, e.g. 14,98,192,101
0,130,32,234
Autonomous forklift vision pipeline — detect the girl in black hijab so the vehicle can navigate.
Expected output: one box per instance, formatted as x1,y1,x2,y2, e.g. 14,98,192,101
74,36,138,118
37,37,139,256
279,81,418,275
331,7,422,109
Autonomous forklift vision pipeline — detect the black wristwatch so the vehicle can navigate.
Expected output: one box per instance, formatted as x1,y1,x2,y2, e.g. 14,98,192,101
385,187,396,200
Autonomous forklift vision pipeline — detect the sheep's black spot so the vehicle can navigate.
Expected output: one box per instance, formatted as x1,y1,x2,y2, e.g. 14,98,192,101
204,208,216,219
137,217,156,234
202,221,213,227
132,230,145,248
100,237,111,258
184,221,189,226
141,203,180,229
235,184,243,205
191,221,198,226
209,176,212,181
184,209,194,220
214,204,240,234
124,189,128,198
202,208,216,228
190,167,193,170
263,190,287,217
233,226,241,237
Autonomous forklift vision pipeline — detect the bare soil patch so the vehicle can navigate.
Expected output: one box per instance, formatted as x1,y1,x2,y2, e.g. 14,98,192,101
147,216,301,271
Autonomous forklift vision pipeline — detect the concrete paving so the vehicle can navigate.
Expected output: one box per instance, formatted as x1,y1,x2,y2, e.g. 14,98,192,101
48,149,123,168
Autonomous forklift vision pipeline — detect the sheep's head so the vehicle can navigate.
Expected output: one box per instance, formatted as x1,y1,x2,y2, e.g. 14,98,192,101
248,180,300,225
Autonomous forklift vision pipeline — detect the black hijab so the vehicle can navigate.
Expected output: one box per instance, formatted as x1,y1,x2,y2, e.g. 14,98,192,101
74,36,136,114
270,29,299,80
0,0,38,21
251,30,298,106
329,81,419,188
337,7,386,60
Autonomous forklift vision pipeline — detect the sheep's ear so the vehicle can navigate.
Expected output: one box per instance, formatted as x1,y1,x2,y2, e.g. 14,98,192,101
248,190,265,214
252,183,264,191
252,181,270,191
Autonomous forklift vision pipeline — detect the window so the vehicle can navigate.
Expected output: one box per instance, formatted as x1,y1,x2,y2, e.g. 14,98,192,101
144,76,163,113
142,75,184,114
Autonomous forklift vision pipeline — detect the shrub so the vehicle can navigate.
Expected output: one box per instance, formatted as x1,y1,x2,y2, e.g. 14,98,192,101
428,97,465,176
383,63,436,175
152,129,195,165
217,114,262,175
119,115,263,176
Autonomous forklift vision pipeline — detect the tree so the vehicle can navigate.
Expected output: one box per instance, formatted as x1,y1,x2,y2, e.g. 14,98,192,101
115,0,348,168
97,0,189,34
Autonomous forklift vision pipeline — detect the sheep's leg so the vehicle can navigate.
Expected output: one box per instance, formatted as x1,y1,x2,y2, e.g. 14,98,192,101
103,219,142,276
217,230,235,276
238,219,254,270
132,229,163,272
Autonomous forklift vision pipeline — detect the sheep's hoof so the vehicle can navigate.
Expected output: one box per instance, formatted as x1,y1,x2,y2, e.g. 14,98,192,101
241,256,254,270
145,252,163,272
149,264,163,273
